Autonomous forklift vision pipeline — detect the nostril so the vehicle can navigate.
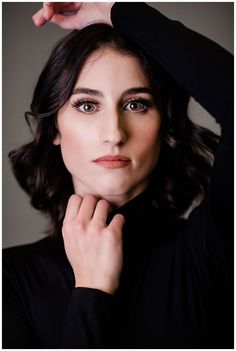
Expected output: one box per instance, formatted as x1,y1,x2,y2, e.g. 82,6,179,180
103,127,127,145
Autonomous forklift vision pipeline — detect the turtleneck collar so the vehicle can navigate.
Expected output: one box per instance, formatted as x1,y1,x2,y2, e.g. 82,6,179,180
54,185,162,251
107,186,158,225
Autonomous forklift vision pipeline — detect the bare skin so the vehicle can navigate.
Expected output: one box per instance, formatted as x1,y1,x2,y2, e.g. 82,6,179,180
32,2,113,29
63,194,125,295
33,2,123,296
33,2,157,296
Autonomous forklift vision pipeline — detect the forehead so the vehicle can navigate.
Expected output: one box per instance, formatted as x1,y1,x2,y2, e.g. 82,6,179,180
76,48,150,87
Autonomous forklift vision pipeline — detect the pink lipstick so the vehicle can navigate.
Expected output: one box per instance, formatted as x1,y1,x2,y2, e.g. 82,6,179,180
93,155,131,169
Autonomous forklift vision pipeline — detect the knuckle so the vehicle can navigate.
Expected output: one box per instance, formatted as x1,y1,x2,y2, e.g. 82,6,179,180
106,226,120,238
89,220,99,230
75,220,86,233
62,219,87,236
62,220,70,234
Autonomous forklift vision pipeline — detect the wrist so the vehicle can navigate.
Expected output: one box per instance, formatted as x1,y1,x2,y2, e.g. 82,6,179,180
75,278,119,295
98,2,114,27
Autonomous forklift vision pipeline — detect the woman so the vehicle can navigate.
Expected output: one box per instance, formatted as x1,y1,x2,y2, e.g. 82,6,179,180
3,2,233,348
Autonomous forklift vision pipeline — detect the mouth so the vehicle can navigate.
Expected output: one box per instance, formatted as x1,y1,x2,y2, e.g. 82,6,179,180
92,154,131,169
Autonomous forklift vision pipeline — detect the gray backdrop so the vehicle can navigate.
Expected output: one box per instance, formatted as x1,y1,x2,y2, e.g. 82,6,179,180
3,2,233,248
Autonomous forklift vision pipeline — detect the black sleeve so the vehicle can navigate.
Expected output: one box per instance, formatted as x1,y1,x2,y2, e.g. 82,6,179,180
3,249,114,349
2,253,38,348
111,2,233,232
61,288,113,348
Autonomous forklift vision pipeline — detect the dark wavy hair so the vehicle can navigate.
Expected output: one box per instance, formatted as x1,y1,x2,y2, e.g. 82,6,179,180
9,24,219,236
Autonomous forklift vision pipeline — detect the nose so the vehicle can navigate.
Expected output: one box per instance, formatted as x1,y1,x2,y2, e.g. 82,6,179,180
102,110,127,146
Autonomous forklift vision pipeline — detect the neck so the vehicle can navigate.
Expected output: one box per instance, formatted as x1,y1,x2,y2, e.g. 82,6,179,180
73,182,150,210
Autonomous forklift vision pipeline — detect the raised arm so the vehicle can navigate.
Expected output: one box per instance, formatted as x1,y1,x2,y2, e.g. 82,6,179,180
32,2,233,120
110,3,233,232
33,2,233,230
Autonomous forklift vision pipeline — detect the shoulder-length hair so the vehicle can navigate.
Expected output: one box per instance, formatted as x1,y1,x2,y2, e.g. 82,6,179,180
9,24,219,236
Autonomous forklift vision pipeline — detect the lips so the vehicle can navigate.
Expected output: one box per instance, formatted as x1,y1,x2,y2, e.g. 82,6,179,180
93,154,131,169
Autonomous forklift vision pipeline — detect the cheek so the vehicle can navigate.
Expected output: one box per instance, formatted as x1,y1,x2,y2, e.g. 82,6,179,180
59,117,93,149
58,124,88,166
61,128,80,150
136,119,162,157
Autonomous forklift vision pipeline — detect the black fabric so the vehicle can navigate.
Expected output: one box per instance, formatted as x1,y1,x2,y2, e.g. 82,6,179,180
3,3,233,349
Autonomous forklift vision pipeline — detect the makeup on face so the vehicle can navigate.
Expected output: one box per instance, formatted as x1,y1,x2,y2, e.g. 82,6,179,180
55,48,162,207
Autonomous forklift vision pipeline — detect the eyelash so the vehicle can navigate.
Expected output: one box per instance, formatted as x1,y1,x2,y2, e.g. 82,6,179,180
124,99,153,113
71,98,153,114
71,99,100,113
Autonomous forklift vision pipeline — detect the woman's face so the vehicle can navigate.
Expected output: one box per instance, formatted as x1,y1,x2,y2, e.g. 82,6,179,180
54,48,161,207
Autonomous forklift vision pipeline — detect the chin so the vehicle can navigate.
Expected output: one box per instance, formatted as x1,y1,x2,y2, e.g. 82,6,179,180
95,179,133,197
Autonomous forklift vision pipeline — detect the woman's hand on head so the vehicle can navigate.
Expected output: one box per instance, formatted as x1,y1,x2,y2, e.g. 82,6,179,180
62,194,125,295
32,2,114,29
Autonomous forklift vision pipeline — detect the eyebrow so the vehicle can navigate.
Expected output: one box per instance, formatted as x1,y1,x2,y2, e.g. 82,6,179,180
72,87,103,97
72,87,154,99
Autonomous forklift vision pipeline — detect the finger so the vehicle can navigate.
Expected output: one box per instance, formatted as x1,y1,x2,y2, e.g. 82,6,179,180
51,2,82,12
44,2,75,21
108,214,125,234
77,195,98,222
49,13,81,30
44,2,78,10
43,2,55,21
43,2,55,7
44,2,81,18
33,3,80,26
64,194,82,223
32,8,47,27
92,200,111,227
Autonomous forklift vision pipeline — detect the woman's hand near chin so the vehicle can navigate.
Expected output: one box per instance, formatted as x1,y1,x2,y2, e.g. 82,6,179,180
62,194,125,295
32,2,114,29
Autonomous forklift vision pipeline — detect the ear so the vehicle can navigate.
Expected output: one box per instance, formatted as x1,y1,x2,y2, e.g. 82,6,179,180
53,133,61,145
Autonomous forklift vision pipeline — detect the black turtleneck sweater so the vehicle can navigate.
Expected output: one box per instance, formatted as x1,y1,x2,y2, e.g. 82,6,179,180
3,3,233,349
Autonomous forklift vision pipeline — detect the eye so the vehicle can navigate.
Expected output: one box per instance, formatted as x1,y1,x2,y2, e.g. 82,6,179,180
124,99,150,113
71,100,99,113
